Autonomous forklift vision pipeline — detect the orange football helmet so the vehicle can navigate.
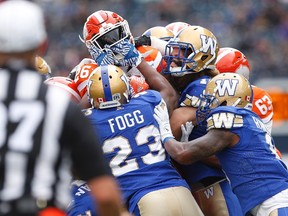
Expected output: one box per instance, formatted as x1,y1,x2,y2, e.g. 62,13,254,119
82,10,133,51
165,21,190,36
216,47,251,80
44,76,81,103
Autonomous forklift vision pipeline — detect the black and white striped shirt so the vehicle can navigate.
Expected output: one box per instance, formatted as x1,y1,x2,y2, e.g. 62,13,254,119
0,64,111,214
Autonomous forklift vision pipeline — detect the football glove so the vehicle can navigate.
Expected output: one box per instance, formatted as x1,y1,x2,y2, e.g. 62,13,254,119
110,39,142,67
88,45,115,66
180,121,194,142
153,99,174,143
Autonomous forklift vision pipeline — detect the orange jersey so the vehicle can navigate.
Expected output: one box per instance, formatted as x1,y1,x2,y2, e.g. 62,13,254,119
252,86,283,159
129,75,149,95
137,45,164,73
252,85,273,123
74,63,98,98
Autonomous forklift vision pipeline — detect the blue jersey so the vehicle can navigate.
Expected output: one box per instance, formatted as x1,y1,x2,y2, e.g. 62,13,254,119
207,106,288,214
83,90,189,213
179,76,226,184
67,181,97,216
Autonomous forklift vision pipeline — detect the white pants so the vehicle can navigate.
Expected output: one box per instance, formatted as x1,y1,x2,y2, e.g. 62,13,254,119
250,188,288,216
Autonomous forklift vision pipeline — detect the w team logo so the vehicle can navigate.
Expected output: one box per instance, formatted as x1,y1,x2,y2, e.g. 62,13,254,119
200,34,217,56
215,79,239,96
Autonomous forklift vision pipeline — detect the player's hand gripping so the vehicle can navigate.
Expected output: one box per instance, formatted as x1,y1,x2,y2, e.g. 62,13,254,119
180,121,194,142
153,100,174,143
87,44,116,66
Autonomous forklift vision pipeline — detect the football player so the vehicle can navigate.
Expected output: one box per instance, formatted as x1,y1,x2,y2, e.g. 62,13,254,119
81,65,204,216
154,73,288,215
137,26,174,54
162,25,243,215
215,47,274,134
215,47,282,158
73,10,175,110
134,22,190,53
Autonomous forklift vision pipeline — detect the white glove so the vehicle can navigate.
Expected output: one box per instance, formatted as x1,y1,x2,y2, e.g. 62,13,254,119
153,100,174,143
180,121,194,142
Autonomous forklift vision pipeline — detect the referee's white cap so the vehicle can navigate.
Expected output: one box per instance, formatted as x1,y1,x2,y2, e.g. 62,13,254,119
0,0,47,53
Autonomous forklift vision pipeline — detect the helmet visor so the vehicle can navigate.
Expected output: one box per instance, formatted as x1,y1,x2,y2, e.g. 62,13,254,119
91,22,130,50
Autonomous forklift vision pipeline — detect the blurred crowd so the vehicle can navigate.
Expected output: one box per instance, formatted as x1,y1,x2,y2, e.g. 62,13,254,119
37,0,288,83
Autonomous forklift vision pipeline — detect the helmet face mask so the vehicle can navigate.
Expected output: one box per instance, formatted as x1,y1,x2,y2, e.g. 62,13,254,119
162,41,197,76
196,73,253,124
87,21,131,50
87,65,132,109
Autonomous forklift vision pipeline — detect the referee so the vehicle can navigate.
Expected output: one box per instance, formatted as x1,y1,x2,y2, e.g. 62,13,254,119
0,1,126,216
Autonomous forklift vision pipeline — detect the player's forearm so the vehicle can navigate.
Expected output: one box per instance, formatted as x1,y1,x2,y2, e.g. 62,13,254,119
137,60,178,113
165,137,217,165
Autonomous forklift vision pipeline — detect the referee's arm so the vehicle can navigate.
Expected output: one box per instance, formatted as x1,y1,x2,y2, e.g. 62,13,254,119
61,102,127,216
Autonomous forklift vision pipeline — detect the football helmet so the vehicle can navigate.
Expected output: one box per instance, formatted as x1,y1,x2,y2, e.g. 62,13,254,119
197,73,253,123
44,76,81,103
216,47,251,80
82,10,133,51
163,25,219,76
87,65,132,109
165,21,190,36
142,26,174,41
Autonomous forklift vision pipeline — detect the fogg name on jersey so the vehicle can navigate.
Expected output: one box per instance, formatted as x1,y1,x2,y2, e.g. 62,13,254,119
108,110,144,133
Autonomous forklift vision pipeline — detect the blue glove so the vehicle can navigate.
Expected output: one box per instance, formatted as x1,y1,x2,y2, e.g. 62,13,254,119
110,39,142,67
88,45,115,66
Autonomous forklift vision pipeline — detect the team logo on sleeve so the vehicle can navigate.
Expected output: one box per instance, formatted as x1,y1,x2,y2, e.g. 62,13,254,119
181,95,201,107
215,79,239,96
207,112,243,130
